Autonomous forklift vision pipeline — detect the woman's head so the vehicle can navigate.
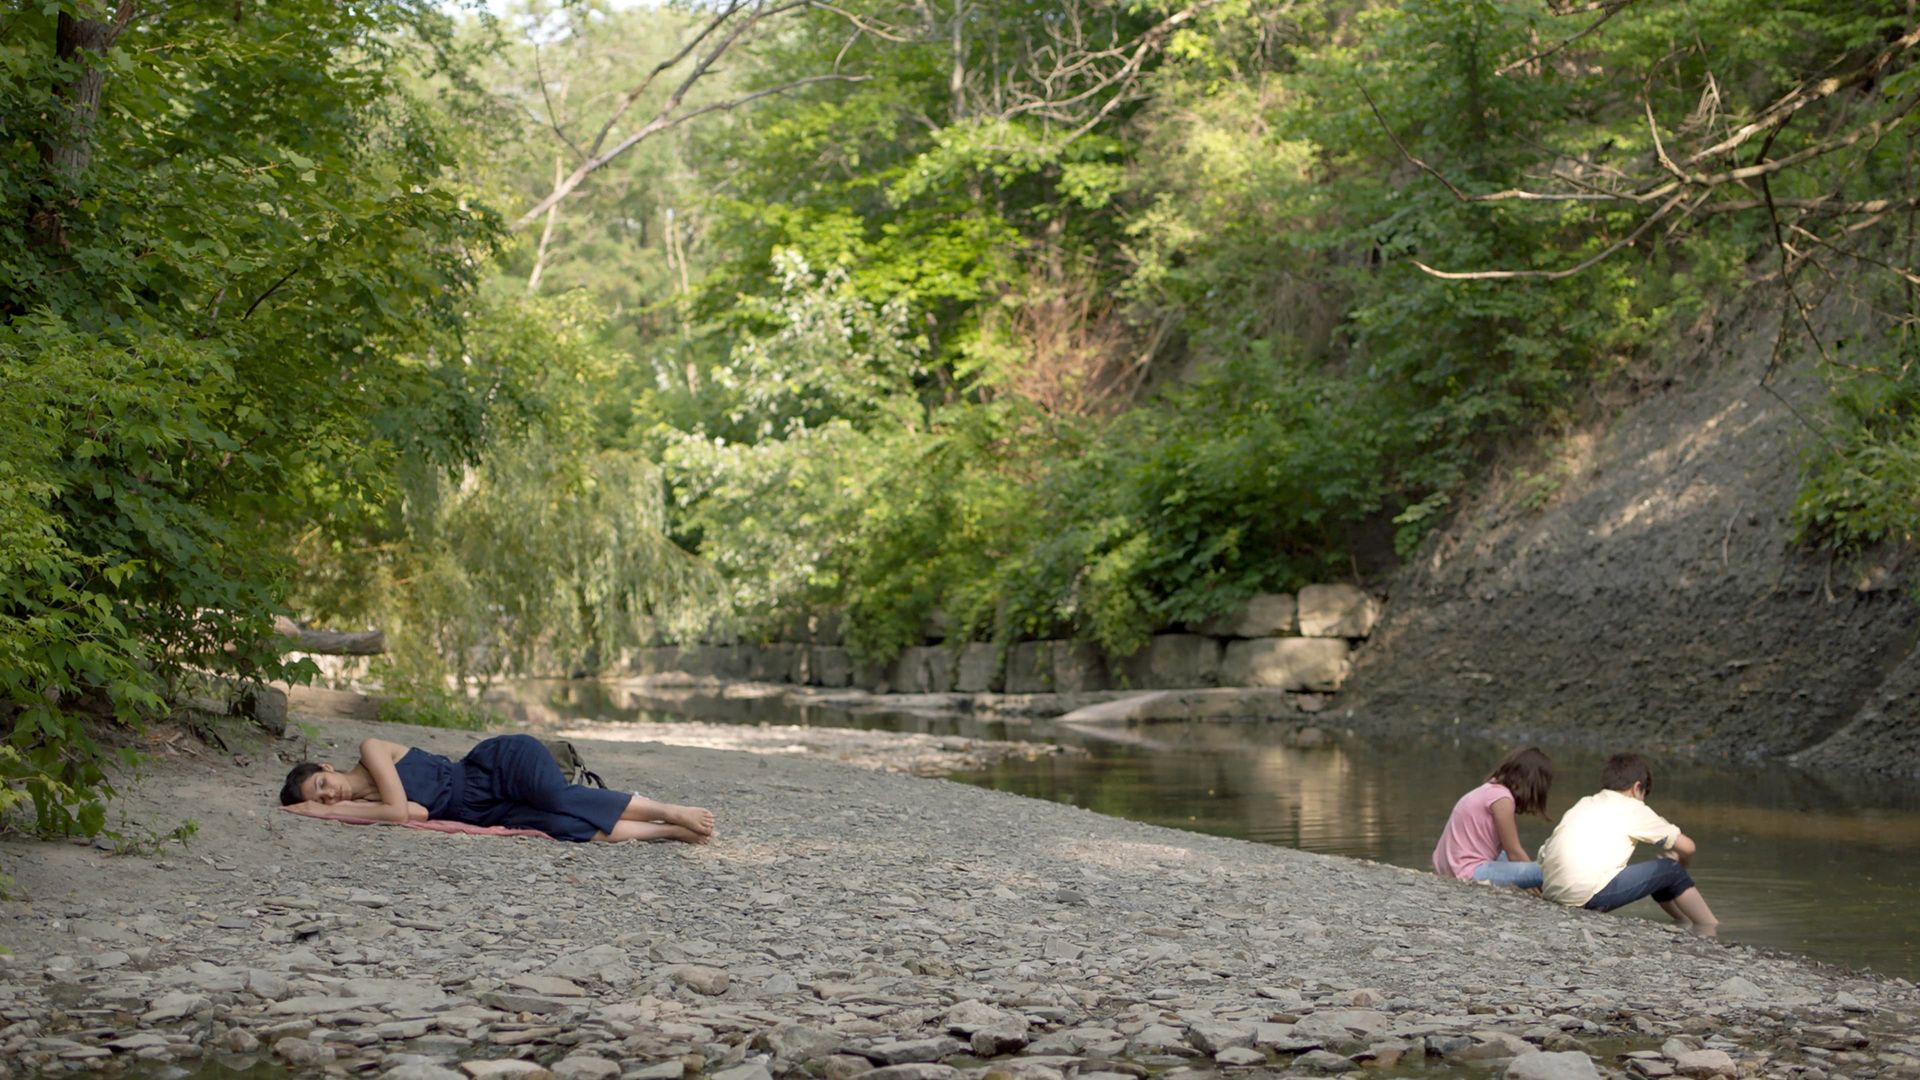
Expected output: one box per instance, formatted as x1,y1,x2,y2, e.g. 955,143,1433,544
1488,746,1553,817
280,762,355,805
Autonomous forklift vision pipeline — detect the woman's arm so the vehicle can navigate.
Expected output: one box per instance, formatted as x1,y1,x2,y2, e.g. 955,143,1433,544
1489,797,1530,862
283,797,432,822
344,738,416,823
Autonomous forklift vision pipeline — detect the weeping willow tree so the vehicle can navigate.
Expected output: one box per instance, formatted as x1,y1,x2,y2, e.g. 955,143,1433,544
290,289,717,705
375,437,713,694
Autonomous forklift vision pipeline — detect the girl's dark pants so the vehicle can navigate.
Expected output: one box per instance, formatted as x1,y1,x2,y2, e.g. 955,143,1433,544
454,734,631,842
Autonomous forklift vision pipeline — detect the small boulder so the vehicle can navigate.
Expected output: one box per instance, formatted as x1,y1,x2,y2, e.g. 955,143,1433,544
1673,1050,1737,1079
1506,1051,1602,1080
550,1056,620,1080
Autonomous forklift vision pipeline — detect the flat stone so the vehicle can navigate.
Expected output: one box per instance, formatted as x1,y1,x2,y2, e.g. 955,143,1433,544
627,1063,684,1080
971,1018,1032,1057
1195,594,1297,638
1214,1047,1267,1067
550,1056,621,1080
858,1067,963,1080
107,1033,170,1052
1127,1023,1194,1055
766,1022,841,1063
386,1066,468,1080
673,966,730,996
143,990,209,1022
709,1065,772,1080
1447,1031,1535,1062
944,1000,1011,1035
274,1037,335,1067
1220,637,1350,691
481,991,576,1015
1506,1051,1602,1080
1674,1050,1738,1079
509,976,587,998
1253,1023,1320,1053
1292,1049,1356,1072
1296,584,1380,638
860,1036,965,1064
460,1062,554,1079
1187,1021,1255,1053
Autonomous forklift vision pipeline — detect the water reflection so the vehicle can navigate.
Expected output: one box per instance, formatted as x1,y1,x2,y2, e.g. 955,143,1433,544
493,680,1920,978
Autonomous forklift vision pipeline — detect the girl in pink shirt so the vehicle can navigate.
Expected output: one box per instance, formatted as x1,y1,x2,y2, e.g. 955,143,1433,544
1432,747,1553,889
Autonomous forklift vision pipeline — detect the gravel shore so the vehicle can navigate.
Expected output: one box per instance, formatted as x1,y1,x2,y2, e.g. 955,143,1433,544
1,715,1915,1080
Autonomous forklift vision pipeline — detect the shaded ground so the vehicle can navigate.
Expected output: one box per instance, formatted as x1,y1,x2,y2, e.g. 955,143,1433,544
1342,288,1920,776
0,714,1916,1079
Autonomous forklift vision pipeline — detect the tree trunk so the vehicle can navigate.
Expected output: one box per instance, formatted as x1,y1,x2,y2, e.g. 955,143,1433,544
273,617,387,656
31,1,136,247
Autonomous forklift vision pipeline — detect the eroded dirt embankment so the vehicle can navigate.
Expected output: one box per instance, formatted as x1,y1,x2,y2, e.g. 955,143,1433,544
1341,288,1920,777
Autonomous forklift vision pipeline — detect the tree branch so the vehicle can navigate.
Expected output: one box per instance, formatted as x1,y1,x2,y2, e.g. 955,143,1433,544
511,74,869,231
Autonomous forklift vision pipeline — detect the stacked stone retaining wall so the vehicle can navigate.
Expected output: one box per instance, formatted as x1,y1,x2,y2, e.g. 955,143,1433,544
618,583,1382,696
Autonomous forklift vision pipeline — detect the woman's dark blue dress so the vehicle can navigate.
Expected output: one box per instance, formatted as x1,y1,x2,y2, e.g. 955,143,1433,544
393,734,629,842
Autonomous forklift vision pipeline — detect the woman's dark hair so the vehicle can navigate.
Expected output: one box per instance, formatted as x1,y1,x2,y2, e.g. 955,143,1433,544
280,763,322,806
1600,752,1654,797
1487,746,1553,817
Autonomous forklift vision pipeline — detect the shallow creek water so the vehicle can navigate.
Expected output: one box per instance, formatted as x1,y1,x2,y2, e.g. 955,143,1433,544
504,681,1920,980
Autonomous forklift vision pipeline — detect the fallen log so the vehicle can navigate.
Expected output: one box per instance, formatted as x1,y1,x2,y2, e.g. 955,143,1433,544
273,616,385,656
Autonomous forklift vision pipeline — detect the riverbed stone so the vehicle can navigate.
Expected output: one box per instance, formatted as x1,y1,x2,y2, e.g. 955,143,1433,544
1052,641,1109,692
1005,642,1055,693
970,1016,1032,1057
461,1062,552,1080
890,646,958,694
1297,583,1380,638
810,646,853,688
551,1056,621,1080
953,644,1002,693
1194,594,1297,638
1507,1052,1602,1080
1214,1046,1266,1067
860,1036,965,1064
1186,1021,1254,1054
1674,1050,1738,1079
1114,635,1221,689
1220,637,1351,691
765,1022,841,1063
1292,1049,1356,1072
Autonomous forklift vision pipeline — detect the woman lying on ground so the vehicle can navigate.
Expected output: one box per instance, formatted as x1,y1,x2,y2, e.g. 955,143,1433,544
279,734,715,844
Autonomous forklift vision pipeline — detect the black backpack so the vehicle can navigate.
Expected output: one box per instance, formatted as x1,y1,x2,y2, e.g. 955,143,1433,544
540,738,606,788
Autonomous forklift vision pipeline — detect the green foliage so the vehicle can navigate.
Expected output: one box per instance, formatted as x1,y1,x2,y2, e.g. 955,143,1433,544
1794,358,1920,552
0,1,559,833
375,687,497,731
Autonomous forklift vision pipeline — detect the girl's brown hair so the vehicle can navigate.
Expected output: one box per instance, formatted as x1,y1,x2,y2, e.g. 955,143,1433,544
1487,746,1553,818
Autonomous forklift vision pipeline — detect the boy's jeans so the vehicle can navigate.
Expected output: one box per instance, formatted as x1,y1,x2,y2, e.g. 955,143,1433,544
1583,857,1694,912
1471,852,1543,889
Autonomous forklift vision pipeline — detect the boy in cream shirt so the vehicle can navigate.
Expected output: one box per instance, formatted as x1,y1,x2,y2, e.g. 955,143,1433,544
1539,753,1719,936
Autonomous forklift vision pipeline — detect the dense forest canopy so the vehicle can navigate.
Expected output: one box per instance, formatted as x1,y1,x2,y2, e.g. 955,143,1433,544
2,0,1916,832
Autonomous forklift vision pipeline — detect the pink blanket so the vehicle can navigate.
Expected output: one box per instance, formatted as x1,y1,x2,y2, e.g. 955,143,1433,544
280,807,552,840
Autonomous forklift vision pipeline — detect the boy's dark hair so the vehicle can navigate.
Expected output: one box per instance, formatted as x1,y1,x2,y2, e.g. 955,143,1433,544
1600,753,1654,796
1488,746,1553,817
280,763,322,806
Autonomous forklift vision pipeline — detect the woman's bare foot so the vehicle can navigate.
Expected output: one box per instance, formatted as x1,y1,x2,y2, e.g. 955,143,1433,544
598,821,711,844
661,803,715,837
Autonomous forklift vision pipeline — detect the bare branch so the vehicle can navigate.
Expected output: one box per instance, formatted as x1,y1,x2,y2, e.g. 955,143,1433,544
1686,23,1920,165
1411,190,1690,280
532,45,586,162
512,74,869,231
1495,0,1645,77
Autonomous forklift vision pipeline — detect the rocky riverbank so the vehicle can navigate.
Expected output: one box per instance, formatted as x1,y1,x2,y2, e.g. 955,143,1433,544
1,715,1916,1080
